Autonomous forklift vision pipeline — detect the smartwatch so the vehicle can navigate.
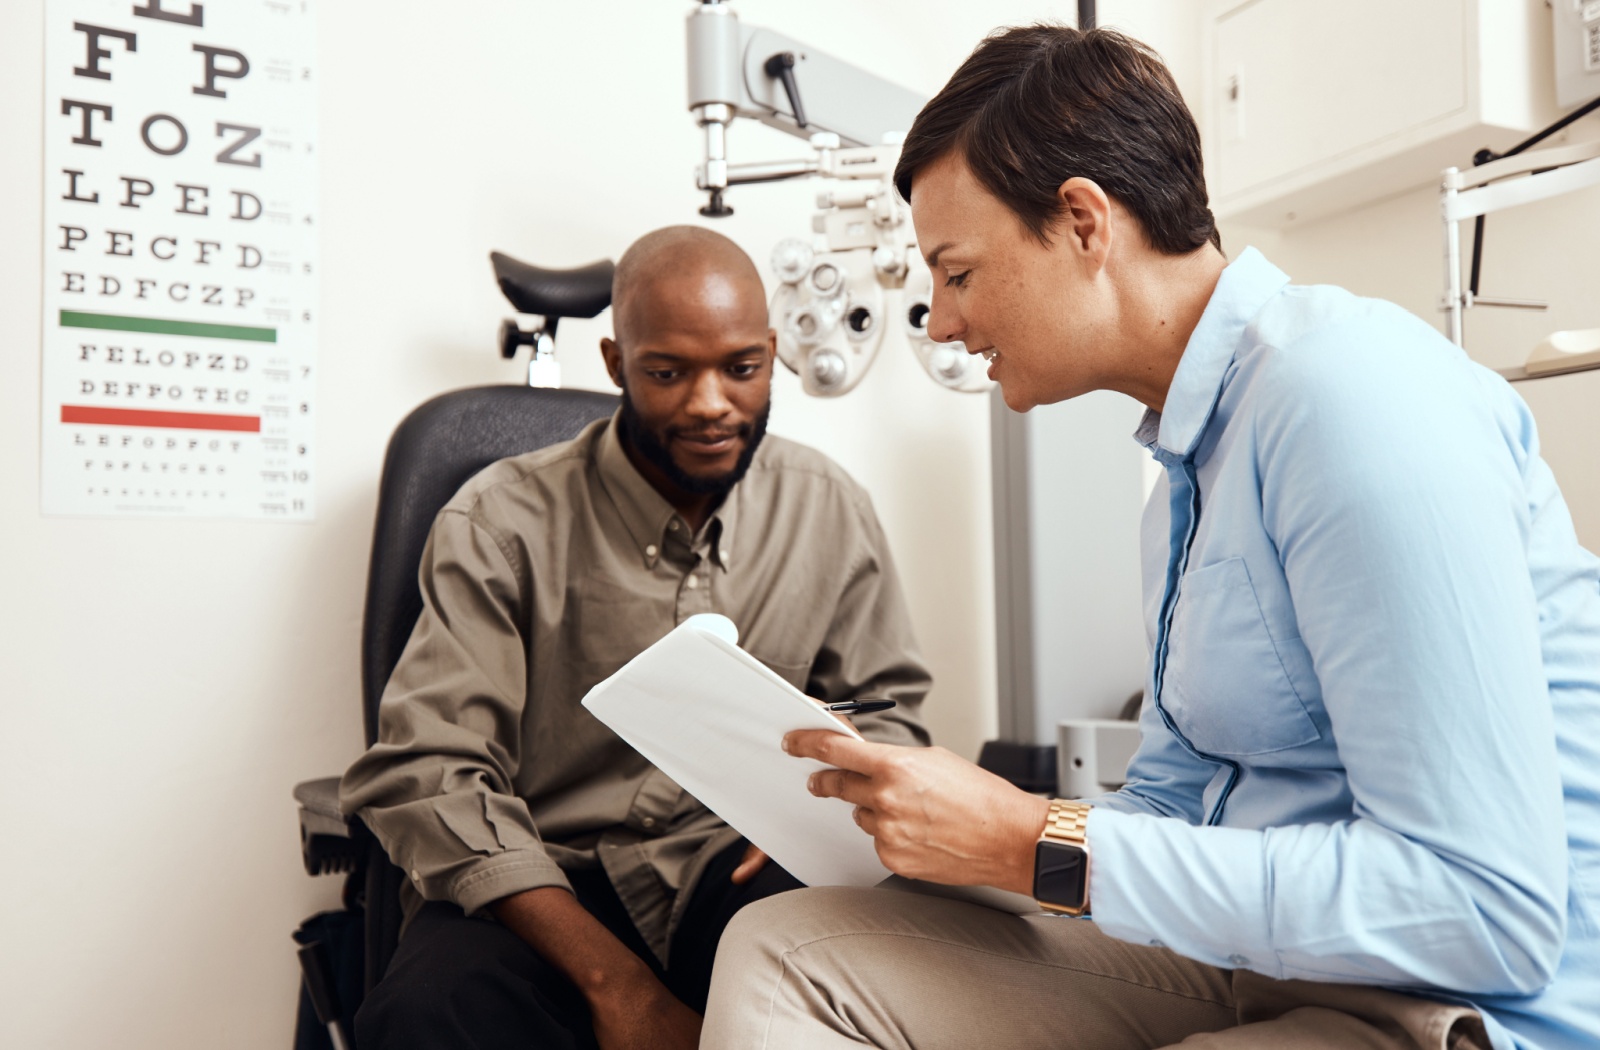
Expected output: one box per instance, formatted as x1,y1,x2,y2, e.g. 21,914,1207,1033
1033,799,1092,916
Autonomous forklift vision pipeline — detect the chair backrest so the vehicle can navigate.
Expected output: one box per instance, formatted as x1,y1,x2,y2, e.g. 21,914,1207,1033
360,384,619,744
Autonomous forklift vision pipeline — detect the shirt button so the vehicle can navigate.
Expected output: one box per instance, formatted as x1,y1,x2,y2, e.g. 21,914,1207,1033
410,869,420,882
686,576,698,590
1227,954,1250,967
641,817,656,829
669,521,680,532
645,544,658,557
1148,939,1166,948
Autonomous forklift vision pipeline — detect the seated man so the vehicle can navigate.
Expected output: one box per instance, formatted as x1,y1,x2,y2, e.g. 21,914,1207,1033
341,225,930,1050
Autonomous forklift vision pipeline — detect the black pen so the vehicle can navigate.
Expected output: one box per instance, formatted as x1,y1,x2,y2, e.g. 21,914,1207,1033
826,698,897,716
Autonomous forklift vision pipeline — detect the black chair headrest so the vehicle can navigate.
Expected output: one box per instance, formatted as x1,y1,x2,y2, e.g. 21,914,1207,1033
490,251,614,319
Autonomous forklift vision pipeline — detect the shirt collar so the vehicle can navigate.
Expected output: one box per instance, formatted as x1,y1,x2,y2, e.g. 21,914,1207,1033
595,412,737,572
1137,247,1290,464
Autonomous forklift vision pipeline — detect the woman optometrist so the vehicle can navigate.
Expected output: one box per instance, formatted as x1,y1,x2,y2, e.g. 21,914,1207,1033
699,24,1600,1050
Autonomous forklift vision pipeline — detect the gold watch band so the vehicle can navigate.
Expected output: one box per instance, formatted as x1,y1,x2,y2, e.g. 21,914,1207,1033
1036,799,1092,915
1041,799,1092,846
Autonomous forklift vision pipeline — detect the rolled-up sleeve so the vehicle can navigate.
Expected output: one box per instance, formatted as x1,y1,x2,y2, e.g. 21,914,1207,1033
1088,332,1568,996
340,508,571,915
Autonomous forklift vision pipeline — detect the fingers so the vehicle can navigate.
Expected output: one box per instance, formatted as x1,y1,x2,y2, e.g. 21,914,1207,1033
729,844,768,885
853,806,879,837
784,728,888,772
806,767,876,805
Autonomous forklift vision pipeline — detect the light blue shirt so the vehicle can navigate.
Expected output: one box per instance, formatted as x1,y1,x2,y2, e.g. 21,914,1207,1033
1083,248,1600,1050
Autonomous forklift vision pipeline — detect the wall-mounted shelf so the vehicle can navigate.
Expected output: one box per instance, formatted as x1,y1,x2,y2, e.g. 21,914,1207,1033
1498,362,1600,381
1495,326,1600,382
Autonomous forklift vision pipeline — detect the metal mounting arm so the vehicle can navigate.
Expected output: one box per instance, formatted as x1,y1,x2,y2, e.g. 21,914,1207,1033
685,0,923,214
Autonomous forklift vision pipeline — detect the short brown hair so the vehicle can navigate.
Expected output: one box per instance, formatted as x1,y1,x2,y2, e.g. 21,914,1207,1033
894,25,1220,254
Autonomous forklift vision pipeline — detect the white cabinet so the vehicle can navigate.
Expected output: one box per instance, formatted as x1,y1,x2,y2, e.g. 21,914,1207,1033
1202,0,1555,227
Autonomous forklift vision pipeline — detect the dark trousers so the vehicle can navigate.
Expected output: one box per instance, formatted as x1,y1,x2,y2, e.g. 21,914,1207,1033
354,839,802,1050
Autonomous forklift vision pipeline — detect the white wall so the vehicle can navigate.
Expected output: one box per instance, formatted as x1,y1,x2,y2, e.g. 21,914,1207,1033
2,2,1191,1047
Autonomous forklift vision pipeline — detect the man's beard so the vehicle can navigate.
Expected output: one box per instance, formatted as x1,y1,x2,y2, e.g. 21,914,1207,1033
617,386,771,497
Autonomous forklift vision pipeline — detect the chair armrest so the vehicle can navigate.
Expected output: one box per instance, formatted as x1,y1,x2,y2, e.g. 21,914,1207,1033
295,776,363,876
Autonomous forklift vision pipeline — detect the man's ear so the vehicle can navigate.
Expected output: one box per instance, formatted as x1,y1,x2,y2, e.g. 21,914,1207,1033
1056,177,1113,269
766,328,778,366
599,337,624,389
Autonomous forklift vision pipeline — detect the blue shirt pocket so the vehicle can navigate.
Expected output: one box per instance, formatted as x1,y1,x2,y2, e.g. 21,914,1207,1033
1163,556,1321,757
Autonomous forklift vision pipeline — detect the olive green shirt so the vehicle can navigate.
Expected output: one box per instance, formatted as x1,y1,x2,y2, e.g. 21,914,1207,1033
340,413,930,962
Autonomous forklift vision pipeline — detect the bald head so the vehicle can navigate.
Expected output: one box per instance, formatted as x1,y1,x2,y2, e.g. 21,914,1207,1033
599,226,776,525
610,226,767,347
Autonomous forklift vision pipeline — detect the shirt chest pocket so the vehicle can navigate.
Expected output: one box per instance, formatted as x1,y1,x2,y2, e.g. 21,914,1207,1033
1161,557,1321,757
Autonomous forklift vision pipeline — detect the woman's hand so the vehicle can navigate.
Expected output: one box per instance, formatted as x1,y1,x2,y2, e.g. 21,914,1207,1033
786,730,1050,895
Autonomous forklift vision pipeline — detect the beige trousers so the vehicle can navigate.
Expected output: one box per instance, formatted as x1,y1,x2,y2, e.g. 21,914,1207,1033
700,886,1490,1050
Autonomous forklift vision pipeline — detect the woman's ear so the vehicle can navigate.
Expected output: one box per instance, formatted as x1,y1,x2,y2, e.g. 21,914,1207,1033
1056,177,1114,270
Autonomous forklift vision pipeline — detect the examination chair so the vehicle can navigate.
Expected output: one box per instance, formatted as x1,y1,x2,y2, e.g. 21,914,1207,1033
291,253,617,1050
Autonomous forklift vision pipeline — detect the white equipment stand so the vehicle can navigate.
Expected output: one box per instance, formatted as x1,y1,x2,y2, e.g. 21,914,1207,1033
1441,138,1600,380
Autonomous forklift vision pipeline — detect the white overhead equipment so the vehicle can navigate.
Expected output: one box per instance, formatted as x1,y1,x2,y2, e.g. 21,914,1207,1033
683,0,989,396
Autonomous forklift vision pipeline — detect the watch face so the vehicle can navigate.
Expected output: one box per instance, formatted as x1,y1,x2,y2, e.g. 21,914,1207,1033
1033,840,1088,908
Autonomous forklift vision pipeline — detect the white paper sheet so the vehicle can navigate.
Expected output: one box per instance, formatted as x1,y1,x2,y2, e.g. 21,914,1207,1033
581,614,891,887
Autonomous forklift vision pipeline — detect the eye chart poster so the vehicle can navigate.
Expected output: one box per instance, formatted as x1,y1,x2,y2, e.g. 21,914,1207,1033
42,0,318,519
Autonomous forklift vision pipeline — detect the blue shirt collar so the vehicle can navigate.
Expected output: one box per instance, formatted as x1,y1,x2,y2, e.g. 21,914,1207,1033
1137,247,1290,464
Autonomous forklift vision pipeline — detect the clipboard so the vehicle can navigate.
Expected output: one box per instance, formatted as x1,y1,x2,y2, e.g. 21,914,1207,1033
582,613,1041,914
581,614,890,887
